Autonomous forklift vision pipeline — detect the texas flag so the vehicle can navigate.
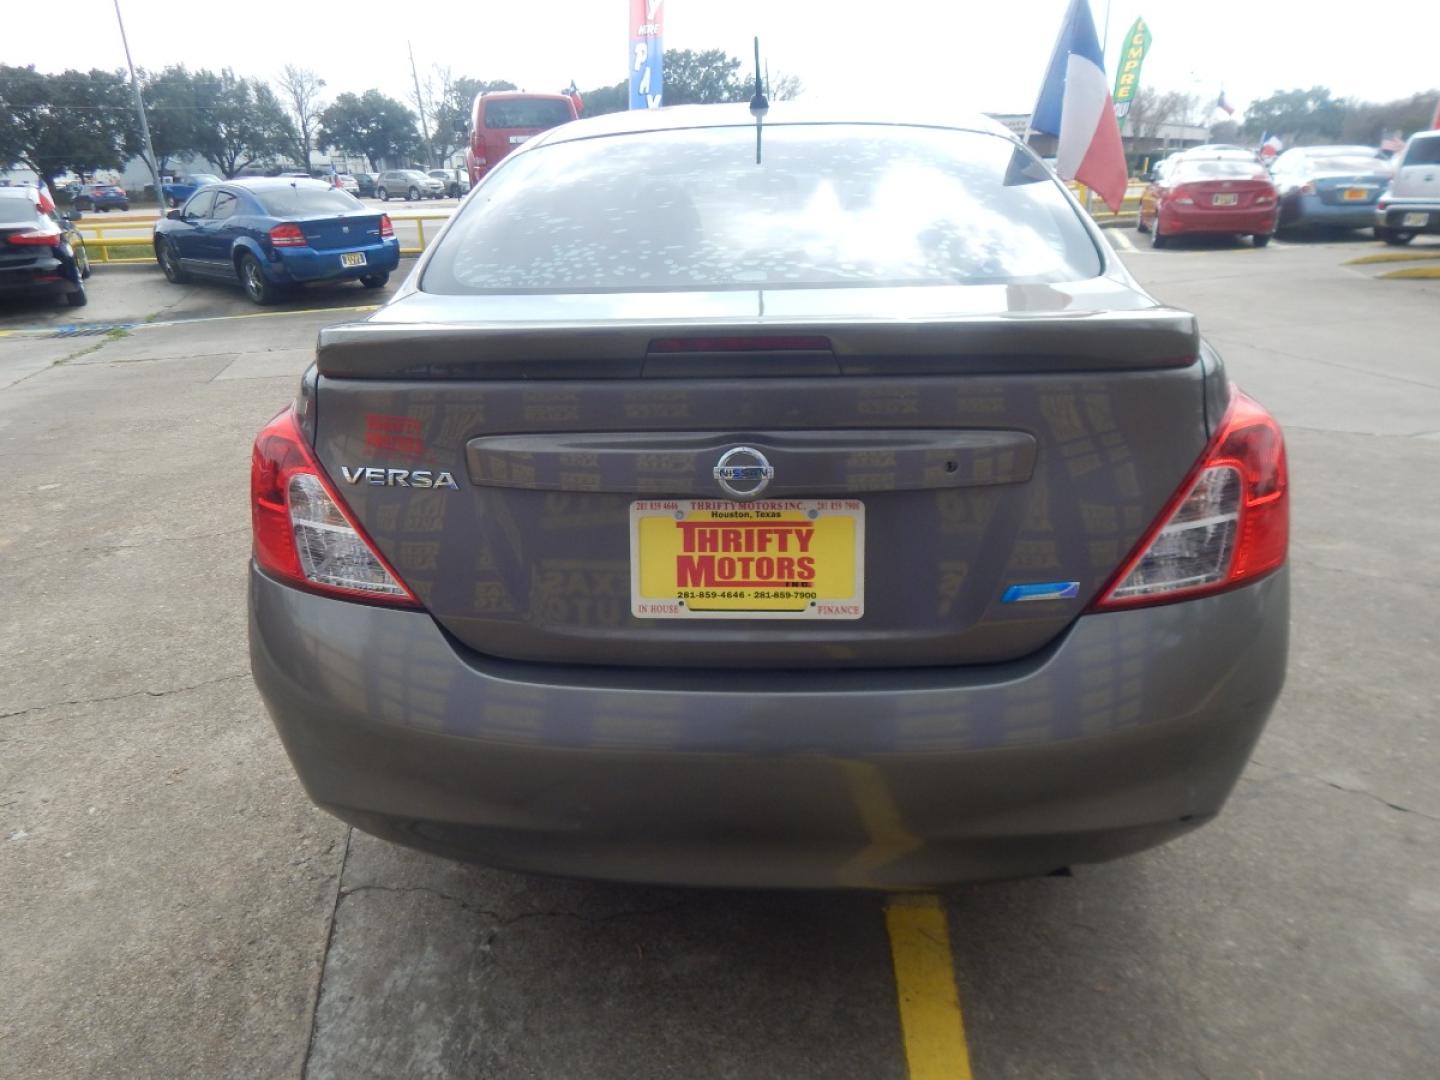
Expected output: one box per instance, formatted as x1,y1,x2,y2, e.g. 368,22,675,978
1029,0,1128,212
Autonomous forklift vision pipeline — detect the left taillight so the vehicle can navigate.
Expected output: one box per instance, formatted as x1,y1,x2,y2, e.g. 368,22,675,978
269,222,307,248
1091,389,1288,610
251,407,419,606
7,230,61,246
379,214,394,239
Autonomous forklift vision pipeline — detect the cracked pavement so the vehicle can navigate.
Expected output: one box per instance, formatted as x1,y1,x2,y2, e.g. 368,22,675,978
3,238,1439,1079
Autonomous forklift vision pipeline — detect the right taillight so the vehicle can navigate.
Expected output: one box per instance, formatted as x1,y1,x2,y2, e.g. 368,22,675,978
379,214,394,239
1092,389,1287,609
251,407,419,606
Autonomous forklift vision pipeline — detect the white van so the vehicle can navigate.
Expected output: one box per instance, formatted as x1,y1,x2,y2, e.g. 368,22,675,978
1375,131,1440,245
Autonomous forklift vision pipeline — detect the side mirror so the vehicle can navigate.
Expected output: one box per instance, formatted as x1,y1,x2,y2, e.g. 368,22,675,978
166,208,181,220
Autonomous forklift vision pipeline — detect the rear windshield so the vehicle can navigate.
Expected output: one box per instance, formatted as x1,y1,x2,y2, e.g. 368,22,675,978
255,185,363,216
1306,155,1387,174
0,195,40,225
424,124,1101,294
483,99,573,130
1403,137,1440,166
1176,161,1262,180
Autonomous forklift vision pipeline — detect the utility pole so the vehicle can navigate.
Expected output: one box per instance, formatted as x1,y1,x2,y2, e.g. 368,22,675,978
112,0,163,205
408,41,434,168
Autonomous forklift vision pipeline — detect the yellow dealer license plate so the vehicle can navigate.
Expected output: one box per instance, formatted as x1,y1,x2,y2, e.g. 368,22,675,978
340,252,366,267
1343,188,1367,201
630,499,865,619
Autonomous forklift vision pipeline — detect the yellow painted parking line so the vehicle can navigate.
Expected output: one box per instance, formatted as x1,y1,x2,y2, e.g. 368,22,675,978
1378,266,1440,280
1347,250,1440,265
885,894,974,1080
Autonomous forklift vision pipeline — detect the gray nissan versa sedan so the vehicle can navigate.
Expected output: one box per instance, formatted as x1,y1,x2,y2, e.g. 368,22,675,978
249,104,1289,889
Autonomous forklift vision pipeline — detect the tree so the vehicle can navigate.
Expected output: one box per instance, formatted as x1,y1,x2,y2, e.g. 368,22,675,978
425,71,516,164
660,48,748,106
577,80,628,117
1208,119,1241,143
0,65,139,198
769,73,803,102
191,69,291,177
581,48,772,116
140,65,206,175
1341,90,1440,144
1243,87,1347,144
1124,87,1199,141
277,65,327,171
319,90,420,170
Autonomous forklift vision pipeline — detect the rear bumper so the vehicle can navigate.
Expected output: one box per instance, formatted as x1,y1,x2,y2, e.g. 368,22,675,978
271,240,400,282
0,256,80,296
1286,194,1378,228
1160,205,1277,236
250,565,1289,889
1376,202,1440,233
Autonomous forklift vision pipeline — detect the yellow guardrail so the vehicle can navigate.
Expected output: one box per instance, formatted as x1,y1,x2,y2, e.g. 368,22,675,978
77,211,455,265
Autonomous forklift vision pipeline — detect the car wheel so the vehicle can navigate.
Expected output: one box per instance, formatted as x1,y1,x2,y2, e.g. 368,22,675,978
1377,227,1416,246
238,252,279,305
156,239,191,283
1150,224,1170,249
407,186,420,201
79,247,92,279
1135,214,1151,235
377,187,388,202
1252,233,1272,248
65,282,88,307
359,272,390,289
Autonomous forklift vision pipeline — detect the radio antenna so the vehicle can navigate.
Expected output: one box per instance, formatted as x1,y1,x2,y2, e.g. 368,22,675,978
749,36,769,165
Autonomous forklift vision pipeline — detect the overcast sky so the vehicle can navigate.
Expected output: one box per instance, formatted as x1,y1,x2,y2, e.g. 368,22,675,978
10,0,1438,120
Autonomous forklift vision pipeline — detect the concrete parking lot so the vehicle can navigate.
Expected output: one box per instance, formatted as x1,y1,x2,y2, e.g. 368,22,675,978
2,234,1438,1079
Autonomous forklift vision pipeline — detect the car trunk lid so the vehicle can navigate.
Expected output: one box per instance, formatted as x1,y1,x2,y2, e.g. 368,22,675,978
291,212,386,251
308,284,1209,669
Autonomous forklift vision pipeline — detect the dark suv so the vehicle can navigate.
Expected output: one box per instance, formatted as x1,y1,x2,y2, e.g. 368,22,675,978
0,187,90,308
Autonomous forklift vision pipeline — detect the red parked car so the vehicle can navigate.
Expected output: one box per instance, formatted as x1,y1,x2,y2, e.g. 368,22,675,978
1137,154,1278,248
466,91,580,187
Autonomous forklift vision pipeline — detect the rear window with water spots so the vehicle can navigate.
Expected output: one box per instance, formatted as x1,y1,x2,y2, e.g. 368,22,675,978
421,124,1101,294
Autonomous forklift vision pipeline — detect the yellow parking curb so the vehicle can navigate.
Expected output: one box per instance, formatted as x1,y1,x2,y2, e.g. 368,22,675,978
1345,251,1440,265
1378,266,1440,280
885,894,974,1080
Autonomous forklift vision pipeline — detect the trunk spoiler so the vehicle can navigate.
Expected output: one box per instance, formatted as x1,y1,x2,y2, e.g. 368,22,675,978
315,310,1200,380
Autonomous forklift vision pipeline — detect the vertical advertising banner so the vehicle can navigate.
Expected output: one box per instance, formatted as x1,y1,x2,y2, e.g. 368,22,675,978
1112,17,1152,119
629,0,665,110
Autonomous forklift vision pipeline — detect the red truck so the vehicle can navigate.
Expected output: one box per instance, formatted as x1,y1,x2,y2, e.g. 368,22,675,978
466,91,582,187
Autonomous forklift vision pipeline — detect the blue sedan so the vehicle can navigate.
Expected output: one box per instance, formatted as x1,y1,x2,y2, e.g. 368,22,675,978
152,178,400,304
1270,146,1394,233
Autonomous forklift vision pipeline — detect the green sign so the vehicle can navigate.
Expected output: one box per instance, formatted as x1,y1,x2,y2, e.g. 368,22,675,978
1112,18,1153,119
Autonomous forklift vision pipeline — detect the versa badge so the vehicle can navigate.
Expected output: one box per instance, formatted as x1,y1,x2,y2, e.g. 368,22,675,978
340,466,458,490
